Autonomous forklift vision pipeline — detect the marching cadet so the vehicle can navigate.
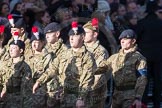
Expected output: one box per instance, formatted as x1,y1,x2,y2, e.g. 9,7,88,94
44,22,68,108
44,22,68,60
2,14,31,62
98,29,147,108
7,14,31,54
0,25,8,98
25,26,52,108
0,25,9,107
33,21,96,108
83,18,109,108
0,39,32,108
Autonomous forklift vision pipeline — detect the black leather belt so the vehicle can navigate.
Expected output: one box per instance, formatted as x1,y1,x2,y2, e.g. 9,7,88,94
115,85,135,91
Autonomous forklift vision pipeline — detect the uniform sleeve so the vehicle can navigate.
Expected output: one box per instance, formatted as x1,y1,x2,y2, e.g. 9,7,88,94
135,56,147,100
36,57,59,85
23,63,32,80
1,48,10,61
78,54,96,99
43,53,52,72
0,47,6,60
95,50,109,66
1,72,7,92
95,55,114,74
21,63,32,95
1,64,12,92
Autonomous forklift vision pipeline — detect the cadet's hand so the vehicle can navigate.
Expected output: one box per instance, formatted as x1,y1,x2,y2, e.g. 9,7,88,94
132,99,142,108
76,99,85,108
32,82,39,94
0,90,6,98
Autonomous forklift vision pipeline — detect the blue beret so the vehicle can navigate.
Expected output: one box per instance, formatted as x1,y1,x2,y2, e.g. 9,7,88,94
44,22,60,34
119,29,136,40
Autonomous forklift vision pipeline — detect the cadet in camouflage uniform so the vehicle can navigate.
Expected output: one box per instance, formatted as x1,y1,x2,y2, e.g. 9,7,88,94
0,25,8,98
25,28,52,108
3,16,31,61
33,22,96,108
0,40,32,108
0,26,8,107
99,29,147,108
44,22,68,60
83,18,109,108
44,22,68,107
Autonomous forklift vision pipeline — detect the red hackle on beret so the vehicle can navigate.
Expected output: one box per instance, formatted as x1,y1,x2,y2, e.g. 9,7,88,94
72,21,78,31
0,25,5,34
8,14,13,19
32,26,38,33
14,32,19,36
92,18,99,28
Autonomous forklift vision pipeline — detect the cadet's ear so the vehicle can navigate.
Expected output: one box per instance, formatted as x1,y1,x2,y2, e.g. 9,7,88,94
55,31,60,38
20,27,24,33
132,39,136,44
82,34,85,41
93,31,98,38
20,48,24,54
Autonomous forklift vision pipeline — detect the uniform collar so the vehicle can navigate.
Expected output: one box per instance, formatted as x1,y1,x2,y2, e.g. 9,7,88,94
46,38,63,52
85,41,99,52
7,55,24,67
29,48,48,59
119,44,137,55
71,45,87,57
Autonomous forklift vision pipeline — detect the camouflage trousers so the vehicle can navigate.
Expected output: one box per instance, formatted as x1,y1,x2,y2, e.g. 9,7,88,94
61,94,77,108
31,85,47,108
2,92,22,108
111,89,135,108
46,77,62,108
88,83,107,108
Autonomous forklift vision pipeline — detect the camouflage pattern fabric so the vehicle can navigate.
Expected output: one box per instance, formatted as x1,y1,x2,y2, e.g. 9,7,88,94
2,33,31,62
0,47,6,61
100,45,147,108
45,38,68,107
0,56,32,108
85,41,109,108
37,45,96,108
26,48,52,108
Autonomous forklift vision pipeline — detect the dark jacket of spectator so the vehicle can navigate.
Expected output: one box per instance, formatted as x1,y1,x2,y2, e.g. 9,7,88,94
137,13,162,61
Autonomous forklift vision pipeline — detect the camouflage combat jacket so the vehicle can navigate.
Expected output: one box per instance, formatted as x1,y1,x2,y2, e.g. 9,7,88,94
0,56,32,93
100,45,147,99
45,38,68,61
25,48,52,82
85,41,109,104
37,45,96,107
0,46,7,62
0,56,32,108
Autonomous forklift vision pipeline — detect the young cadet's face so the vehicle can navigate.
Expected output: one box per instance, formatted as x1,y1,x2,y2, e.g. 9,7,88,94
69,34,84,48
46,32,57,44
120,38,135,50
11,28,21,36
9,44,21,58
84,28,94,43
32,40,44,51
